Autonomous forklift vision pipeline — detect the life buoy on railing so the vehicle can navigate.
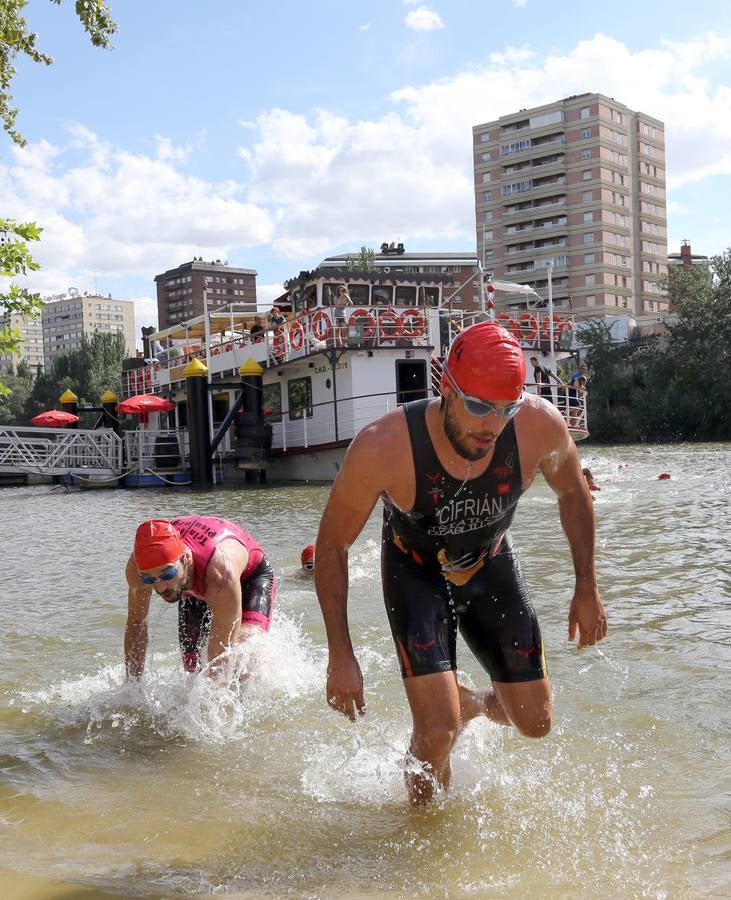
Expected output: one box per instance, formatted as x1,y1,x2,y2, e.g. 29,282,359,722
289,320,305,351
225,344,233,352
517,312,538,342
348,309,376,338
212,347,222,356
272,328,287,364
378,309,400,339
310,309,333,343
400,308,426,338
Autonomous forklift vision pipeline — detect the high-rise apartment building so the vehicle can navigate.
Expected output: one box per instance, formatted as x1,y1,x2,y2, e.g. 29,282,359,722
0,311,44,375
42,292,136,370
473,93,668,319
154,258,257,331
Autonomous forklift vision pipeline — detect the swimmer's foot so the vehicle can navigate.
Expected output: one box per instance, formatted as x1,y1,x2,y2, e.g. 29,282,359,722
457,682,511,727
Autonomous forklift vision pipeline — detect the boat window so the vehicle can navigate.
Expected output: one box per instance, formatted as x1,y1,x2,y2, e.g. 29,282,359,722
288,377,313,420
418,286,440,307
263,383,282,423
395,286,417,306
348,284,370,305
371,285,393,306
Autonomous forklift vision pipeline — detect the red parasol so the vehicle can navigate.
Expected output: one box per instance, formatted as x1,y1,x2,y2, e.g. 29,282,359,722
31,410,80,427
116,394,175,428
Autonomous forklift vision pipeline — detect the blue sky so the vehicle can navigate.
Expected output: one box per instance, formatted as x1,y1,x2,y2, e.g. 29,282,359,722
2,0,731,341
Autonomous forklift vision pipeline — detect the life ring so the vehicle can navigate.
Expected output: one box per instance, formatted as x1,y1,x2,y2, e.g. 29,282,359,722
212,347,221,356
348,309,376,338
517,312,538,342
400,308,425,338
289,320,305,351
272,328,287,364
310,310,333,343
225,344,233,352
378,309,400,339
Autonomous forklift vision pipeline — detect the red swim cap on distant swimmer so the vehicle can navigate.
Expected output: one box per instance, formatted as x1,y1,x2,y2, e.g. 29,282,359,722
301,545,316,570
442,322,526,401
134,520,185,571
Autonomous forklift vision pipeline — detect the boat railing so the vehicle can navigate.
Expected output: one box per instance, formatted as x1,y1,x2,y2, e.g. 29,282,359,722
123,306,437,398
123,428,189,473
524,381,588,437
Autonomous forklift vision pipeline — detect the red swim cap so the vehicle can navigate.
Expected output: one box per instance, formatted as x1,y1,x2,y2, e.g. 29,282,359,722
442,322,526,401
301,545,316,570
134,520,185,571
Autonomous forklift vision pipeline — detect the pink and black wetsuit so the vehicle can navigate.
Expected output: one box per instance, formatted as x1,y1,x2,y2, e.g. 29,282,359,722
171,516,276,671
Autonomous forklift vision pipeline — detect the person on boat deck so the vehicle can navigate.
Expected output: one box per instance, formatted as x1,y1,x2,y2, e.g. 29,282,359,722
269,306,286,328
529,355,564,404
249,317,265,342
314,321,606,804
125,517,276,679
333,284,353,347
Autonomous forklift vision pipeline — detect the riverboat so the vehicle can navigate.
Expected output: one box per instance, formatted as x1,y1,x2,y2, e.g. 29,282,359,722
119,267,585,484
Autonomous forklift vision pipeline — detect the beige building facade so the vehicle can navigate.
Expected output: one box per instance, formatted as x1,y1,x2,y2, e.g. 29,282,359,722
473,93,668,320
0,311,45,375
42,292,136,370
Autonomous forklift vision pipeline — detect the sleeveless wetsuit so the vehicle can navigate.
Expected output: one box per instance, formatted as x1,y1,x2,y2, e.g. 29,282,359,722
171,515,276,672
381,399,547,683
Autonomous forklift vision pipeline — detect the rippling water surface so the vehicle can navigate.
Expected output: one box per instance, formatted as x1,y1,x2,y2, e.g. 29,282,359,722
1,443,729,898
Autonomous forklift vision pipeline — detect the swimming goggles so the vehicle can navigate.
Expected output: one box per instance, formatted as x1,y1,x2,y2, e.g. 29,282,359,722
442,366,524,418
302,561,314,571
138,563,179,585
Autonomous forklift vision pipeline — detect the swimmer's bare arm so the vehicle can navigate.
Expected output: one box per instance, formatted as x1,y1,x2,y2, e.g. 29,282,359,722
204,544,247,678
124,554,151,678
315,413,405,721
538,415,607,648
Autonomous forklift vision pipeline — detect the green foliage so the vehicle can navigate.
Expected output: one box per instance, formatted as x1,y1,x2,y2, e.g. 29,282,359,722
0,217,43,397
581,252,730,442
0,356,34,422
1,0,117,145
345,246,376,272
24,331,126,422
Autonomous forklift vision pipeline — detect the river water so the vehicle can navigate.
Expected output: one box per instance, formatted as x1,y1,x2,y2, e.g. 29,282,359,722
0,443,729,899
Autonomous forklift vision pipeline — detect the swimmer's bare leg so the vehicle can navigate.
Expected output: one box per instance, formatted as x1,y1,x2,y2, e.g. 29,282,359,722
457,681,511,727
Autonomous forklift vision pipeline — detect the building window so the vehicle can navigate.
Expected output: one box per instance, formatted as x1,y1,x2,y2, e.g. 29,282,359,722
582,190,593,202
583,211,593,223
583,232,595,243
586,295,596,306
580,128,591,139
580,106,591,119
580,148,592,160
480,131,490,143
585,274,595,286
582,169,592,181
482,172,491,183
483,191,492,201
584,253,595,265
481,151,492,162
484,211,493,222
483,229,494,241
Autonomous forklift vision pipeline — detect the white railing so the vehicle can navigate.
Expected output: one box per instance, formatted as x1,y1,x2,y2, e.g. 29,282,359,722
525,382,588,437
0,426,123,475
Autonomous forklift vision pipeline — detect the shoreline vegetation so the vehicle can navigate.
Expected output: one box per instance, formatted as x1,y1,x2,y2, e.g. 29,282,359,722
565,250,731,444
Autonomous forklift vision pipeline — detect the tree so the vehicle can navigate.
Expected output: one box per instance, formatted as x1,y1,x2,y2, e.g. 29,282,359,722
578,251,730,442
24,331,126,421
345,246,376,272
0,218,43,397
1,0,117,395
1,0,117,146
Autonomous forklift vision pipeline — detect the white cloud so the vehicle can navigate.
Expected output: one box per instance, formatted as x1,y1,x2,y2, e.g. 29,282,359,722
5,30,731,304
359,23,370,32
511,0,528,8
405,7,445,31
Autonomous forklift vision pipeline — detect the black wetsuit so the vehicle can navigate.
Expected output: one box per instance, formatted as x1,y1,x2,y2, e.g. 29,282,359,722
381,399,547,683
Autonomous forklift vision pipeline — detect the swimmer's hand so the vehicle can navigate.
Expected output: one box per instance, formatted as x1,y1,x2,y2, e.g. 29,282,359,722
326,653,366,721
568,584,607,648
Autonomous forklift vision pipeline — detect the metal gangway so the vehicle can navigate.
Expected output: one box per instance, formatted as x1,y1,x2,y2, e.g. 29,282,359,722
0,426,124,482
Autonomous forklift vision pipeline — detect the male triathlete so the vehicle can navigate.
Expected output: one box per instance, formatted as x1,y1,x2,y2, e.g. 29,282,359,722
125,517,275,678
314,322,606,803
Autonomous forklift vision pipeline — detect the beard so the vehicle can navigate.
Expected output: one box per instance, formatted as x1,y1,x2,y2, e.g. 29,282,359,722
443,396,500,462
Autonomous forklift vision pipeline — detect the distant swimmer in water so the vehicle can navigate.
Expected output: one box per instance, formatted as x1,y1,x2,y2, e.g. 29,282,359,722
300,544,316,576
315,322,606,804
582,467,601,491
125,517,276,679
